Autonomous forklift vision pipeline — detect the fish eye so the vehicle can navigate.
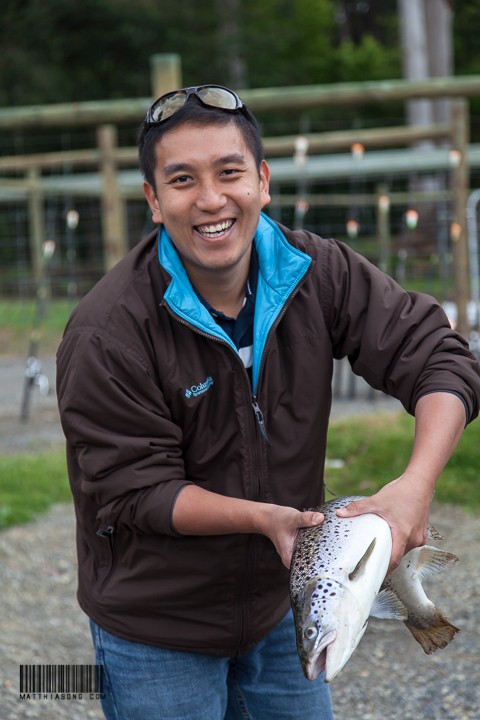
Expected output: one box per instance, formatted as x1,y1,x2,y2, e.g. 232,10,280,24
304,626,318,641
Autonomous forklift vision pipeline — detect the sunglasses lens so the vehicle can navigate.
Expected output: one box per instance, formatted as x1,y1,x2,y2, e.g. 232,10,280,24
150,93,187,123
197,86,240,110
145,86,243,127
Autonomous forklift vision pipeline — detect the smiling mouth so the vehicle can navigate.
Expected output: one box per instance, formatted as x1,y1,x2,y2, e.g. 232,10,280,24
195,219,235,238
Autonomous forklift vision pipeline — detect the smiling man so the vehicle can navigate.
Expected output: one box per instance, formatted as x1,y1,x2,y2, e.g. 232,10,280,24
56,85,480,720
143,119,271,318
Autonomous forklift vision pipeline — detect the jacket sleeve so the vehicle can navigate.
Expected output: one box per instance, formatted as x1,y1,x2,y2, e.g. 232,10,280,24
56,328,191,536
319,237,480,422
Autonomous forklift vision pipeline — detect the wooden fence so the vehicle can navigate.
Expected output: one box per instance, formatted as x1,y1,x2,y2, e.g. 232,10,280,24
1,54,480,334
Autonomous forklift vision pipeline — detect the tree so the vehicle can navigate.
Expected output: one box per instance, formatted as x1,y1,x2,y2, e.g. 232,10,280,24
1,0,477,113
0,0,166,104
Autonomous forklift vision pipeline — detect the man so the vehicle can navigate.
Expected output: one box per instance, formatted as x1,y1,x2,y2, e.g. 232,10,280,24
57,85,480,720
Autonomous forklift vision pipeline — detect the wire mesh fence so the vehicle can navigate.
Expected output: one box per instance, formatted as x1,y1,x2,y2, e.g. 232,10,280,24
1,108,479,319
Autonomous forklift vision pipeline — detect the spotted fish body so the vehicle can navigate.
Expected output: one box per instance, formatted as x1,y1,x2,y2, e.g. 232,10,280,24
290,496,459,683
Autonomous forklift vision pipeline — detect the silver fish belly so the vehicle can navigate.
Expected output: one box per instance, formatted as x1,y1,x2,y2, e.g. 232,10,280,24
290,496,459,683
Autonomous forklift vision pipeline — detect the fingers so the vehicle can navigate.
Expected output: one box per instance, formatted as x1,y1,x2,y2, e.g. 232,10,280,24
276,511,324,569
336,499,370,518
334,498,408,575
387,541,407,575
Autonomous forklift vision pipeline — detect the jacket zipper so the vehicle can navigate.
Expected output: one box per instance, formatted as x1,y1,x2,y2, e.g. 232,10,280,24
251,396,271,446
236,265,315,652
161,258,313,446
96,525,116,589
161,301,271,445
162,267,312,652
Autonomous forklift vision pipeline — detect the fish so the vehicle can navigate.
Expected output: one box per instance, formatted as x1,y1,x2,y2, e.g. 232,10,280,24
289,495,459,683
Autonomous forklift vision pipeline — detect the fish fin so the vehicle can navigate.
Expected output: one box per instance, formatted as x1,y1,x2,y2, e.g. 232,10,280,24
348,538,377,581
324,483,338,497
413,546,459,583
405,609,460,654
370,589,408,620
427,524,444,541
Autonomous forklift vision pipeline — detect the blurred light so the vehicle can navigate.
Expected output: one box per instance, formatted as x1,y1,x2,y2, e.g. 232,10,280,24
450,222,462,242
294,136,309,165
378,194,390,213
351,143,365,160
448,149,462,168
295,199,309,214
42,240,56,259
346,219,360,239
405,209,419,230
66,209,80,230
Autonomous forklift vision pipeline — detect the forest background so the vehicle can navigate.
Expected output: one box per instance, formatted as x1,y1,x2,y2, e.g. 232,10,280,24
1,0,479,109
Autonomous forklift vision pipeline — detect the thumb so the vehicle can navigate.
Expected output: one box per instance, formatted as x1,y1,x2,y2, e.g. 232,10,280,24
300,510,324,527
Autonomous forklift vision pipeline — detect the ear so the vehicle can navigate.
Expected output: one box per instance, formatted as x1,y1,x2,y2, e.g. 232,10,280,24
259,159,271,209
143,182,163,224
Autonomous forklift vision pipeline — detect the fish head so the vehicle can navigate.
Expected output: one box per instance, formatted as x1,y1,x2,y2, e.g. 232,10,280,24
294,576,365,682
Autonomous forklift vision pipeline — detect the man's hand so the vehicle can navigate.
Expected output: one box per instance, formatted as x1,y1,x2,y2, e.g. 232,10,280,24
337,392,466,574
256,505,324,569
336,476,430,574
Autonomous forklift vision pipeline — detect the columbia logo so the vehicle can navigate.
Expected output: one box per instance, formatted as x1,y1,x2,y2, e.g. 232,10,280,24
185,376,214,398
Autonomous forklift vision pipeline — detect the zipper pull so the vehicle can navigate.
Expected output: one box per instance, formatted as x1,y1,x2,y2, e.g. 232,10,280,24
96,525,114,538
252,397,272,447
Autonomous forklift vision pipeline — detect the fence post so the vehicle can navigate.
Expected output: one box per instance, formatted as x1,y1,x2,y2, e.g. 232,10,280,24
97,124,128,272
150,54,182,99
450,98,470,337
26,168,45,285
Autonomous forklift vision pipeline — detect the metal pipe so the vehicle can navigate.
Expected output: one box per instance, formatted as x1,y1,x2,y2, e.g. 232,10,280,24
466,188,480,328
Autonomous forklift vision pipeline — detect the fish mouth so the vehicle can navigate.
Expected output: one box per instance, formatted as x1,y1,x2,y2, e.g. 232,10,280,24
305,630,337,681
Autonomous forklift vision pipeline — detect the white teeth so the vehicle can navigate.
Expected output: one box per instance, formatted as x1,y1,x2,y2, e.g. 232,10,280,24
196,219,234,236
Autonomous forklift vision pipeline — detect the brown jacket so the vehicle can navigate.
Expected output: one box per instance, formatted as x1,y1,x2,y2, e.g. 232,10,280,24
56,213,480,656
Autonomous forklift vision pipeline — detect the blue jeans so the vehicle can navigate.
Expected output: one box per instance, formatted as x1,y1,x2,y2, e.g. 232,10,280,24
90,611,334,720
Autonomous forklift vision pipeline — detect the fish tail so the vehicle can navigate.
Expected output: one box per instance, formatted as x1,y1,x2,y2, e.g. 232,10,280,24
405,608,460,655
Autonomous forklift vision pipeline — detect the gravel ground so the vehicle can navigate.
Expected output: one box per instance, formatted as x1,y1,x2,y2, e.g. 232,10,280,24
1,356,479,719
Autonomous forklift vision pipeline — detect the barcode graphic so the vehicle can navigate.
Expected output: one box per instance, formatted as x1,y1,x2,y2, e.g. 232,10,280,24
19,665,103,694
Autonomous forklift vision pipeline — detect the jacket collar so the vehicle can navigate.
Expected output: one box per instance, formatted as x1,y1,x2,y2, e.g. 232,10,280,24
158,212,312,393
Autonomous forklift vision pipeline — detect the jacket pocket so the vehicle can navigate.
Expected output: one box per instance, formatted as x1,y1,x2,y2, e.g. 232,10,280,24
95,525,116,593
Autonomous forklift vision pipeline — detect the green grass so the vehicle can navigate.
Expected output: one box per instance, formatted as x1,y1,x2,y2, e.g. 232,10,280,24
0,449,70,530
0,299,77,355
0,411,478,532
325,411,480,511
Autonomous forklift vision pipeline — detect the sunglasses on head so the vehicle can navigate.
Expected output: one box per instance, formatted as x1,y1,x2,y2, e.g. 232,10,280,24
144,85,248,129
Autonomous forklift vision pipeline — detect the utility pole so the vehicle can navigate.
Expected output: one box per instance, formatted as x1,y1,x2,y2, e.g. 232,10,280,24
398,0,434,139
425,0,454,128
214,0,248,89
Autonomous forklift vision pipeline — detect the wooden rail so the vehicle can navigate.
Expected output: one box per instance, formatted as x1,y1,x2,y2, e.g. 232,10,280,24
1,75,480,129
0,59,476,334
0,123,452,172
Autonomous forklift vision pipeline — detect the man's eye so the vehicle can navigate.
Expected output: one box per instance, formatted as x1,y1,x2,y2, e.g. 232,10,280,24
221,168,241,177
171,175,191,184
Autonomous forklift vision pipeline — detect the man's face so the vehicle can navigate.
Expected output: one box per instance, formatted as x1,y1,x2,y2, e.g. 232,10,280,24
143,121,270,282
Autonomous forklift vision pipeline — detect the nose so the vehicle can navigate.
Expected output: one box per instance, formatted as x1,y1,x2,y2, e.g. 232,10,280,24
195,179,227,213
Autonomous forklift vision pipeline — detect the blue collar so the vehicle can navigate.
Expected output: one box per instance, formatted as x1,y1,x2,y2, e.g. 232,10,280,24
158,212,311,394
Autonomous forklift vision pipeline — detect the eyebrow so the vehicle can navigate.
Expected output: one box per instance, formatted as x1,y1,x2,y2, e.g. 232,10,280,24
162,153,248,178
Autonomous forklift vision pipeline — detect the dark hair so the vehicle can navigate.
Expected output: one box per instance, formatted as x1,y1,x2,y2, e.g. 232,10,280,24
138,96,264,190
